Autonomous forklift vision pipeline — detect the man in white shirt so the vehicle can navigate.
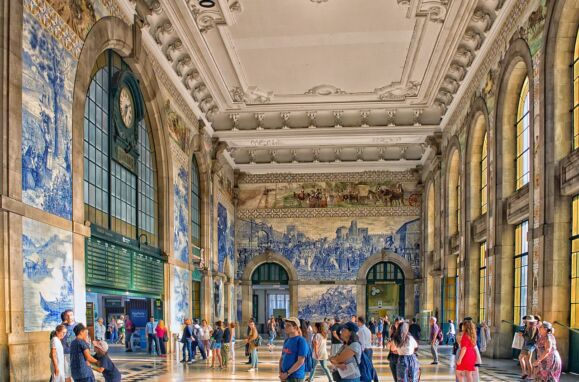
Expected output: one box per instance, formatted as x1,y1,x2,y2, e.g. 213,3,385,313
445,319,456,345
356,316,373,361
145,317,158,355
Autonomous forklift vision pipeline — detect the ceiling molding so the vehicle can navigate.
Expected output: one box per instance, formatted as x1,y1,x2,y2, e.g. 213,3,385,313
234,160,427,174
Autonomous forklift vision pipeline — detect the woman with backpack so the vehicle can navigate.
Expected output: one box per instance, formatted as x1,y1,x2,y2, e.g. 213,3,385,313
393,321,420,382
329,322,362,382
307,322,333,382
247,320,259,372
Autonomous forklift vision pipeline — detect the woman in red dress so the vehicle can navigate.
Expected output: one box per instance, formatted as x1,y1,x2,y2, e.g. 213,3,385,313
456,320,477,382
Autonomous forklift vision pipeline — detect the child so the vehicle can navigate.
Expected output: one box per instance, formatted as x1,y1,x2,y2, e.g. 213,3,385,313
93,340,122,382
50,325,67,382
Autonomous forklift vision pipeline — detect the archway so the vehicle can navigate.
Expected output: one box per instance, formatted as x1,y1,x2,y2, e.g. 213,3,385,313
365,262,405,319
241,252,298,333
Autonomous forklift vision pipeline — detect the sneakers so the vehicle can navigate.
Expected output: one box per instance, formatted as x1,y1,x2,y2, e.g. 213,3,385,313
188,360,195,364
248,368,258,372
431,361,439,365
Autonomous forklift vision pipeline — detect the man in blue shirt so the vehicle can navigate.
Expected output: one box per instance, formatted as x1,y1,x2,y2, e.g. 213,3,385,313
279,317,308,382
60,309,77,382
145,317,158,355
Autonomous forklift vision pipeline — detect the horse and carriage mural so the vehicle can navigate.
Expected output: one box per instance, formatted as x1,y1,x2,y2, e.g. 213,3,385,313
238,181,420,209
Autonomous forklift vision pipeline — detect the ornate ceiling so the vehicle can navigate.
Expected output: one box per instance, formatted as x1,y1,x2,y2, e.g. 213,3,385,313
134,0,510,173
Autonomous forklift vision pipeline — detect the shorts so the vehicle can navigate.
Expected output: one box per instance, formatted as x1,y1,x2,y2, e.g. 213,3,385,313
521,345,536,354
211,342,222,350
63,354,71,378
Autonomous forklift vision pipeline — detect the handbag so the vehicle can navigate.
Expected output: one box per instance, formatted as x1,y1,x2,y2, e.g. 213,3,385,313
331,369,343,382
511,333,524,350
163,331,169,342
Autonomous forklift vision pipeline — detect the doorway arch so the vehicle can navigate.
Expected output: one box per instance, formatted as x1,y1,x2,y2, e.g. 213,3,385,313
241,252,297,333
365,262,406,319
357,252,415,319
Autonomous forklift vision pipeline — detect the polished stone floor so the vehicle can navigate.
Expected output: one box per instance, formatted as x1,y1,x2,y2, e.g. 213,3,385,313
99,342,579,381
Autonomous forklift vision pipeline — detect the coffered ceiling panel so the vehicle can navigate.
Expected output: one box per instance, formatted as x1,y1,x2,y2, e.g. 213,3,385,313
136,0,512,173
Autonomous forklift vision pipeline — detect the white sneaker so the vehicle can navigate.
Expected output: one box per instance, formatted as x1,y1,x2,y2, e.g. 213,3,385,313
248,368,257,372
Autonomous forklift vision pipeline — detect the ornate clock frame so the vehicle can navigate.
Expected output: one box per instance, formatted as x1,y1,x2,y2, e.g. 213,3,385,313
111,70,145,173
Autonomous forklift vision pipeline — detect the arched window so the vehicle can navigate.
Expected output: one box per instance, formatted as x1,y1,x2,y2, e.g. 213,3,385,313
251,263,289,285
366,261,405,318
515,77,530,190
83,50,158,247
514,220,529,324
479,241,487,323
480,132,488,214
573,30,579,149
191,156,201,248
571,196,579,328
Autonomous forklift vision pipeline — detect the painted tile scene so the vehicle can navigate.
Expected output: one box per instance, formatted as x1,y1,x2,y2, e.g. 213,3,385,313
22,218,73,332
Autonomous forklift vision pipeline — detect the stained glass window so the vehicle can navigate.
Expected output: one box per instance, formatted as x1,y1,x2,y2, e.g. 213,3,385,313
516,78,530,190
83,50,158,246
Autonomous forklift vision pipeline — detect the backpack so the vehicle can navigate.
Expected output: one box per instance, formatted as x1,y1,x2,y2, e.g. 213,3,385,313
436,327,443,342
358,350,375,382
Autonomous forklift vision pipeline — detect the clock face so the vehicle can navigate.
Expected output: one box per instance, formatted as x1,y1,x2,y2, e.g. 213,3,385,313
119,86,134,128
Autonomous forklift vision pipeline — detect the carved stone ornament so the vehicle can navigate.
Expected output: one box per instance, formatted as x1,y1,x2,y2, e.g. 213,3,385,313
374,81,420,101
165,100,196,154
305,84,347,96
416,0,449,23
230,86,272,104
188,1,226,33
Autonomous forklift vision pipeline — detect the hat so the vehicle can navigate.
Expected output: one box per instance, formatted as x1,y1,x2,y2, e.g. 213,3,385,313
541,321,553,330
284,317,300,327
93,340,108,353
342,322,359,333
526,317,538,323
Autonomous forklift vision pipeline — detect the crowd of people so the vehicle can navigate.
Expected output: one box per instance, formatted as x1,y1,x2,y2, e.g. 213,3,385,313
49,309,121,382
47,308,565,382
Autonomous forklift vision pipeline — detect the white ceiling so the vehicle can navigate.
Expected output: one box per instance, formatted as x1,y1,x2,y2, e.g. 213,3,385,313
140,0,511,173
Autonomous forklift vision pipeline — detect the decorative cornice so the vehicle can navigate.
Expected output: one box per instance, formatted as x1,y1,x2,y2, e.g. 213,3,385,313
237,206,421,219
238,170,419,184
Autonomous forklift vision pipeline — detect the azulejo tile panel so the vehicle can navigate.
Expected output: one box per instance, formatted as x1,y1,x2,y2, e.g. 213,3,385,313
173,164,189,263
22,10,76,220
217,203,234,276
171,266,190,332
298,285,357,322
237,216,420,281
22,218,74,332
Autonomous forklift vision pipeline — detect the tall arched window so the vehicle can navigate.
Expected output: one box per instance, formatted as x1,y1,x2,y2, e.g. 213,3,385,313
571,196,579,328
480,132,488,214
514,220,529,324
83,50,158,247
516,77,530,190
191,156,201,248
573,31,579,149
479,241,487,323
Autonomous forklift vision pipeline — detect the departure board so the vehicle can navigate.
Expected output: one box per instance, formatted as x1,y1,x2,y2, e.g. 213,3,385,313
85,236,164,296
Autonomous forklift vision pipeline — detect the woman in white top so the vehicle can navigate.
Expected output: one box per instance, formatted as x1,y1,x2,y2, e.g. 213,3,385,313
201,319,213,358
393,321,420,382
307,322,333,382
50,325,67,382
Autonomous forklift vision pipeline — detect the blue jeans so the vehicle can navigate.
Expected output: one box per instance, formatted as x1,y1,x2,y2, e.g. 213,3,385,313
148,334,158,354
182,340,193,361
192,340,207,359
341,378,360,382
269,330,276,345
251,348,258,368
308,359,332,381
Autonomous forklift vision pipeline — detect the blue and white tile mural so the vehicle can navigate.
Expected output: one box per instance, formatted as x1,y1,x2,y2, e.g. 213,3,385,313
217,203,235,275
21,11,75,219
173,165,189,263
171,266,190,332
298,285,357,322
22,218,73,332
237,217,420,281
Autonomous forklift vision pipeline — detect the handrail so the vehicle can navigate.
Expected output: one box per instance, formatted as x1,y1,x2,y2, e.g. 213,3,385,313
554,321,579,335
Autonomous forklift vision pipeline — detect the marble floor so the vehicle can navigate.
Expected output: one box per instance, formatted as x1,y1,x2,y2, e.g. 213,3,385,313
100,342,579,381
